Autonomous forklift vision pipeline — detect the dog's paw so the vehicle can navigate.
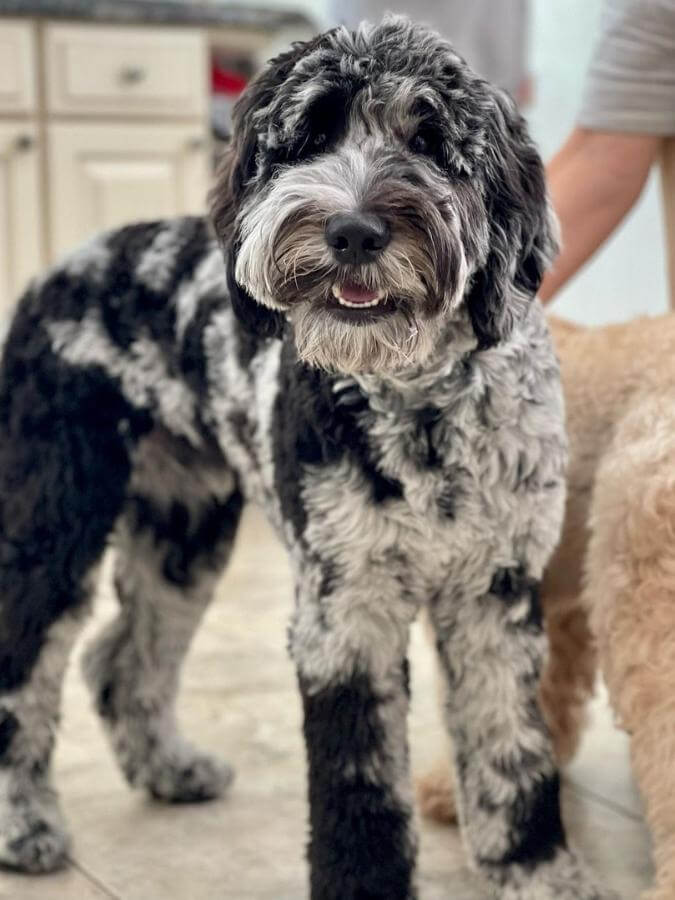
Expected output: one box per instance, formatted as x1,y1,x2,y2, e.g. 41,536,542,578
0,789,70,873
147,753,234,804
493,849,618,900
416,760,458,824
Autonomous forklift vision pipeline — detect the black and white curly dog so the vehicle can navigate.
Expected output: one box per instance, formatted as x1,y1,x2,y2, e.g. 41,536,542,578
0,17,612,900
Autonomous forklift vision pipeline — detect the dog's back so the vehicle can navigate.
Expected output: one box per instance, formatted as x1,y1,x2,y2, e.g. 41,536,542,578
545,312,675,598
552,312,675,457
543,316,675,898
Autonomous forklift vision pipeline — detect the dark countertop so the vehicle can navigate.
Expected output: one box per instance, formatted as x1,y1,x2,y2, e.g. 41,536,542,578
0,0,315,30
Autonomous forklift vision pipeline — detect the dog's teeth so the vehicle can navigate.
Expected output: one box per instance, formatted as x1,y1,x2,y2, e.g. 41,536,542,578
332,285,385,309
337,296,381,308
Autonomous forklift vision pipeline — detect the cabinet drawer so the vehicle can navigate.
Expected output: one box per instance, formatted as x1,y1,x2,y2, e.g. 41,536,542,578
45,24,207,118
0,20,37,114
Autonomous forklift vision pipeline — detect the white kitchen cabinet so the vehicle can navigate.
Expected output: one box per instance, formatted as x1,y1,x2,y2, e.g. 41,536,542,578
0,12,291,321
44,24,207,119
48,121,209,259
0,121,43,318
0,18,215,321
0,20,36,115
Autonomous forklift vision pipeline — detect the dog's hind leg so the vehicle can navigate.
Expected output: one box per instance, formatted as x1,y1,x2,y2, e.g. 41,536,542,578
0,318,144,872
416,612,459,825
539,588,597,766
584,403,675,900
82,432,242,804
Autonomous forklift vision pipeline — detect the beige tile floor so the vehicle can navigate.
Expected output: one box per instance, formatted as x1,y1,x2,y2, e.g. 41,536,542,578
0,507,653,900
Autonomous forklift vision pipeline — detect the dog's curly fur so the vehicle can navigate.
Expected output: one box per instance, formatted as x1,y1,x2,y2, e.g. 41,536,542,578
0,17,613,899
418,312,675,900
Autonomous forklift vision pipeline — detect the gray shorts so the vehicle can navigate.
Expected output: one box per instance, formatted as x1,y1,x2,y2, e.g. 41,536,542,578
579,0,675,135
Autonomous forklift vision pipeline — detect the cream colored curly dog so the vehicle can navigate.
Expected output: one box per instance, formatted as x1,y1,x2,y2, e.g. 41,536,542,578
418,313,675,900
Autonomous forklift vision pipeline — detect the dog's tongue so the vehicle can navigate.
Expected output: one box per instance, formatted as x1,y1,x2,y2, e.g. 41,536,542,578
339,282,380,304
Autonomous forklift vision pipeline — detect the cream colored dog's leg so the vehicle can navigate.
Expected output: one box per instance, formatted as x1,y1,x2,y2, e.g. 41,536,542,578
539,590,597,766
416,612,459,823
585,402,675,900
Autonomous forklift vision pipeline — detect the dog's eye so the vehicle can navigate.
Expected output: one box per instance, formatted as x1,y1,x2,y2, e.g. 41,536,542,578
289,91,348,161
410,133,429,154
410,128,440,159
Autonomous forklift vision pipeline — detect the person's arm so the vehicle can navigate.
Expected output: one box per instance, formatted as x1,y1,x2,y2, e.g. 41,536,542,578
539,128,662,303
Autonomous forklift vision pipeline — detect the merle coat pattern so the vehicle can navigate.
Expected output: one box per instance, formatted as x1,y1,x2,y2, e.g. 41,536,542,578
0,17,613,900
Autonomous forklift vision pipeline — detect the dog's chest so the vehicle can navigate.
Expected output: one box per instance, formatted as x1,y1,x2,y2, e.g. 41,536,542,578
285,385,531,605
206,321,565,588
302,379,513,549
362,372,522,518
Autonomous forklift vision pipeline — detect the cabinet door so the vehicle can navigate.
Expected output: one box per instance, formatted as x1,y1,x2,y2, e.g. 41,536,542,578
47,122,209,260
0,20,37,114
0,122,44,321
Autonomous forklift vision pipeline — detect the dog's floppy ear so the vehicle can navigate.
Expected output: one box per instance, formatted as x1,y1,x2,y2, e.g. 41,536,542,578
209,35,328,340
224,245,285,339
466,89,559,349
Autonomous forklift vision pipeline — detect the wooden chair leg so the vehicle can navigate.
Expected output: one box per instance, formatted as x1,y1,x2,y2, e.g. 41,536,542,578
661,138,675,310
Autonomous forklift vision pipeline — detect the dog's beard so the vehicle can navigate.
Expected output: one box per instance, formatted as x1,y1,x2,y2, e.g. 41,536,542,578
233,158,469,373
290,301,437,374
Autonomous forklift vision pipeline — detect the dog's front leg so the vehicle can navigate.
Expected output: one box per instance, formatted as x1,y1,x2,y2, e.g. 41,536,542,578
290,575,418,900
430,566,616,900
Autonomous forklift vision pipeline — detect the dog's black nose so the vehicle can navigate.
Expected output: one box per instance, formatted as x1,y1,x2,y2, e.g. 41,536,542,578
325,213,391,265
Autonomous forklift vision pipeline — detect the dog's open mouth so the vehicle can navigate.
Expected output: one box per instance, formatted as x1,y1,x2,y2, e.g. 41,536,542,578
331,282,385,309
327,281,395,322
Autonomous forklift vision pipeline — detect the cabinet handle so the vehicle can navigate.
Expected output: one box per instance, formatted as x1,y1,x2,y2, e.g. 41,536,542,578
119,65,147,85
15,134,35,153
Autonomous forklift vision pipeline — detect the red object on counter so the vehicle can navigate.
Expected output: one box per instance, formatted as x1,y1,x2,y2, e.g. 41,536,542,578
211,63,248,96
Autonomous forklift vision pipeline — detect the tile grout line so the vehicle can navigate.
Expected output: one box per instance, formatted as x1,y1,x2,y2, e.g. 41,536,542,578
566,781,644,824
67,855,123,900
